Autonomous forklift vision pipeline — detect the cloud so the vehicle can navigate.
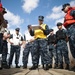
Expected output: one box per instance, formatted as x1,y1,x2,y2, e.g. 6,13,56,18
47,0,75,20
4,9,24,27
52,6,62,13
46,6,64,20
46,12,64,20
55,18,64,24
22,0,39,13
46,5,65,20
49,1,75,24
70,0,75,6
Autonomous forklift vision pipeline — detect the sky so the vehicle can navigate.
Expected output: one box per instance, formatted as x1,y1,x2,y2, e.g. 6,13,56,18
1,0,75,66
2,0,75,36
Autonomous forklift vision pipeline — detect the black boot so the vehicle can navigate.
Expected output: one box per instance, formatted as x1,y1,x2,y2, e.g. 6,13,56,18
29,64,38,70
70,66,75,72
0,67,2,70
57,64,63,69
23,64,27,69
54,64,58,69
2,62,9,69
16,64,20,68
0,61,3,70
4,64,10,69
65,64,69,70
49,64,52,68
8,64,11,69
42,64,44,68
44,64,49,70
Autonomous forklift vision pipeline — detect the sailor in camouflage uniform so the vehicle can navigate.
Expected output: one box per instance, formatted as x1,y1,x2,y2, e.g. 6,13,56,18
29,16,50,70
22,29,35,69
62,3,75,70
56,22,70,69
47,29,58,69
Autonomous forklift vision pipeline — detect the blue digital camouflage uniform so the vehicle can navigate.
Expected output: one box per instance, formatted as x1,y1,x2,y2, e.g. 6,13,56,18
2,40,8,65
23,41,34,66
31,39,50,65
2,29,10,67
0,33,3,54
29,24,50,66
66,24,75,58
47,34,58,65
62,6,75,58
56,29,69,65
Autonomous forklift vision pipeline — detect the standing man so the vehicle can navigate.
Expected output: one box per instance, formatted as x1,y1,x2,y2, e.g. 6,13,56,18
47,29,58,69
22,26,35,69
0,0,8,69
8,28,23,68
62,3,75,69
56,22,70,69
29,16,50,70
0,1,7,54
22,39,34,69
1,28,10,69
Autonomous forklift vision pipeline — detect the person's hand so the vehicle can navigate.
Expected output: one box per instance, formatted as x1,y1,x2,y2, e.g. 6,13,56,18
10,42,13,45
30,39,34,42
54,44,56,47
39,26,44,30
7,34,10,38
22,44,26,48
19,43,23,46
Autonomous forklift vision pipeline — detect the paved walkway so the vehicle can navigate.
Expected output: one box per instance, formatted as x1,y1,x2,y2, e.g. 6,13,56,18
0,67,75,75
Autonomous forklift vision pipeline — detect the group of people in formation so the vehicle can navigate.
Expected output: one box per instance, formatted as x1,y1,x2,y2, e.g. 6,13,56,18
22,3,75,70
0,2,75,71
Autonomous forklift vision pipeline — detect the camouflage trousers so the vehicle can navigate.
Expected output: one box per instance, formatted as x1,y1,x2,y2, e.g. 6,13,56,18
48,44,58,65
22,42,34,65
2,40,8,65
0,33,3,54
66,24,75,58
32,39,50,65
9,45,20,65
56,40,69,65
